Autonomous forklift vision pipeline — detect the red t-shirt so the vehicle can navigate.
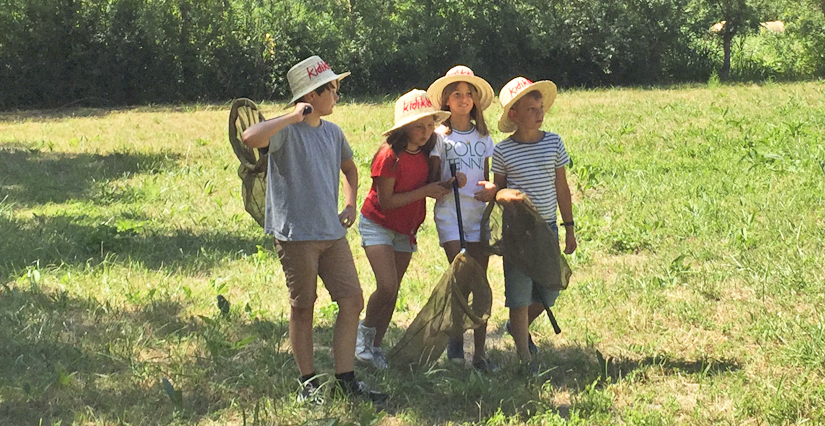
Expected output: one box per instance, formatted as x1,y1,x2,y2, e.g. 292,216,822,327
360,146,429,239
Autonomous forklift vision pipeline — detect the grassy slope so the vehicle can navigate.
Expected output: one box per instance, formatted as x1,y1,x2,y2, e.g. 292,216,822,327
0,81,824,425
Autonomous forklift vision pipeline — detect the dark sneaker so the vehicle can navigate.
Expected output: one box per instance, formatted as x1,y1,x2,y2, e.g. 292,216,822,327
338,378,389,404
446,337,465,364
297,380,325,405
472,357,500,373
505,320,538,355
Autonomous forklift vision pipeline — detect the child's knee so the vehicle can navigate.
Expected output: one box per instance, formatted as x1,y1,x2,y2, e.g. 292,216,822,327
337,294,364,314
291,305,314,322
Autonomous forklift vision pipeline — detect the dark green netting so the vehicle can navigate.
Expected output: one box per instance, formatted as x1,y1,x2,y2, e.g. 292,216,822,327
483,189,572,290
388,251,492,368
388,189,573,367
228,98,268,228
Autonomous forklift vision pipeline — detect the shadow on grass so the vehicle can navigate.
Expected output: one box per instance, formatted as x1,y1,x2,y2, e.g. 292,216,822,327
371,324,743,424
0,284,296,425
0,146,179,206
0,107,114,123
0,210,268,277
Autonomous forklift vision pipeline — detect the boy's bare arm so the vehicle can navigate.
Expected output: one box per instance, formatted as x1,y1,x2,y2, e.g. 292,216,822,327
554,166,577,254
339,158,358,228
494,173,525,204
241,103,310,148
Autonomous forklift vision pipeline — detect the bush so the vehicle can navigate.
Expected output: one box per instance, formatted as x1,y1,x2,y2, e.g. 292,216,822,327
1,0,823,109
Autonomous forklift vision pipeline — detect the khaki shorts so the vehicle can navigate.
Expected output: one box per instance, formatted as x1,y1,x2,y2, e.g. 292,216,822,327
274,237,362,308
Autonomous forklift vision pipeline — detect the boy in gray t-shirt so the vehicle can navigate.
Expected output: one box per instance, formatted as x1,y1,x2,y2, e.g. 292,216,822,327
242,56,386,404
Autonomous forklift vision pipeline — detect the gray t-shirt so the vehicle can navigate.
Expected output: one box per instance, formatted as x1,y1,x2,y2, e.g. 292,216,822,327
265,120,353,241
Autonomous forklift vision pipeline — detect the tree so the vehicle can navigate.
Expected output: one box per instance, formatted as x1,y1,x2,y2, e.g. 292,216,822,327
700,0,766,80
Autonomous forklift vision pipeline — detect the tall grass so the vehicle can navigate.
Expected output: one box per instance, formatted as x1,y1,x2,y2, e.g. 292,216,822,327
1,81,824,425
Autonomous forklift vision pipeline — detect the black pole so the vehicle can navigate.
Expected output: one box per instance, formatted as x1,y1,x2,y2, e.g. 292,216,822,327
535,287,561,334
449,162,466,250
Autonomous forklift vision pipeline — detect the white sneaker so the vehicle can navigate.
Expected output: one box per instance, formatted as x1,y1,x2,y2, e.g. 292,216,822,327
371,346,389,369
355,321,376,363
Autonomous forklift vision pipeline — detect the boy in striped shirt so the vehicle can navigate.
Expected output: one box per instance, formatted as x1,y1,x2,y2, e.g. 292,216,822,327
491,77,578,368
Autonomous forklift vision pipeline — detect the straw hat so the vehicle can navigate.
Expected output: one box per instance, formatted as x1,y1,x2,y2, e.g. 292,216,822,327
426,65,495,111
497,77,557,133
383,89,451,136
286,56,351,106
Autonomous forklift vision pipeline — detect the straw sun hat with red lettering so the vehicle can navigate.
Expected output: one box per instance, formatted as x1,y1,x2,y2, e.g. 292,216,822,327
286,55,351,106
383,89,451,136
497,77,557,133
426,65,495,111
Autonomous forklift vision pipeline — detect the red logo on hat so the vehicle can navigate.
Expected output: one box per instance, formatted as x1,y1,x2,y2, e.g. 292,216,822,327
402,97,433,112
307,61,332,79
447,68,473,77
508,78,533,97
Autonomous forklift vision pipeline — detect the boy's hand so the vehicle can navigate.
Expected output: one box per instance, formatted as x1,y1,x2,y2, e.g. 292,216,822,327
292,102,312,122
564,232,577,254
496,188,525,205
339,205,356,228
473,181,498,202
425,181,452,200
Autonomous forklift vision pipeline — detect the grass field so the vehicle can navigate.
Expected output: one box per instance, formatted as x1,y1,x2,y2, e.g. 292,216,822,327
1,81,824,425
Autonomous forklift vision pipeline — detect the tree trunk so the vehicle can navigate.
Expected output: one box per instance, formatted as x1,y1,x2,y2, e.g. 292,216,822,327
721,33,733,81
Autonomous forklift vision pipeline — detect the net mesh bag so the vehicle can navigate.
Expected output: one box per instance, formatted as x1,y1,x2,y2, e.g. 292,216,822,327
482,189,572,291
388,251,492,368
228,98,268,228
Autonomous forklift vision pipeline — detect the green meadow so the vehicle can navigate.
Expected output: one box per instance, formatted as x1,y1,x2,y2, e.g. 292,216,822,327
1,81,824,425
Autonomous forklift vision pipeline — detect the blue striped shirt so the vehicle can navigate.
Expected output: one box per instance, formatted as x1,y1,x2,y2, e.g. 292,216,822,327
491,132,570,222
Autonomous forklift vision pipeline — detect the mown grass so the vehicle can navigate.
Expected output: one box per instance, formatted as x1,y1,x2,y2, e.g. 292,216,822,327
1,81,824,425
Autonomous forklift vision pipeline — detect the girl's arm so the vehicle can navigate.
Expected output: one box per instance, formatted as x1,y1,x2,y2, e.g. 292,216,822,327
428,156,442,183
374,177,450,210
429,153,466,188
474,157,498,202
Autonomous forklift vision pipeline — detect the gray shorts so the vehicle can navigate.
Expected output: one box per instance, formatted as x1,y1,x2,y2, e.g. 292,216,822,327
358,214,417,253
503,222,561,309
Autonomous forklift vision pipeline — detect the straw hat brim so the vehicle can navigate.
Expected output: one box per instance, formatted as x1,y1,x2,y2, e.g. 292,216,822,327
287,72,351,106
497,81,557,133
382,111,452,136
426,75,494,111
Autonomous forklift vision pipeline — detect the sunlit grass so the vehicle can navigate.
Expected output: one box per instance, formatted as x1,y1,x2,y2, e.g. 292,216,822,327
1,81,824,425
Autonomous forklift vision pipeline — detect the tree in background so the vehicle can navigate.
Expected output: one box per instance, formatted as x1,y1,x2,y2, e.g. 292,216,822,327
697,0,771,80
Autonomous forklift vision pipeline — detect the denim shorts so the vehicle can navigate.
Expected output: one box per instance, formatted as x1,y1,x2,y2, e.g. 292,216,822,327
358,214,417,253
503,222,561,308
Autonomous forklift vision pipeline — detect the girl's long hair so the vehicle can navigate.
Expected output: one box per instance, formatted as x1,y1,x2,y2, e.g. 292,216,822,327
439,81,489,136
371,122,438,167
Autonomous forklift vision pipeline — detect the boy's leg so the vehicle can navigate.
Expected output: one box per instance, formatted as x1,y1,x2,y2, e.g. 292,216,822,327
332,295,362,374
275,239,322,376
508,306,531,361
290,306,316,375
363,244,411,346
317,237,364,375
504,258,537,361
527,303,545,326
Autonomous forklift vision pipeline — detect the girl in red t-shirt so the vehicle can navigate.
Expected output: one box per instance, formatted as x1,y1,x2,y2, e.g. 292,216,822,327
355,89,454,369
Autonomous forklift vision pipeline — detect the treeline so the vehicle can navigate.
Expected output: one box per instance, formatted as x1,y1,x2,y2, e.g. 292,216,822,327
1,0,824,109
